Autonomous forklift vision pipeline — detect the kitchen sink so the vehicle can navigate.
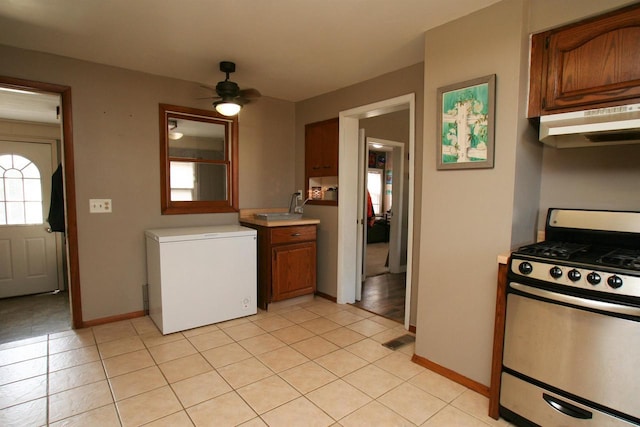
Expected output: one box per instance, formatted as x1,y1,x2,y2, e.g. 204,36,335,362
254,212,303,221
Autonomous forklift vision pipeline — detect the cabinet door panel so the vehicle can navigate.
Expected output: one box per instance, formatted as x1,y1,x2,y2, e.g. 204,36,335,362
319,119,339,176
272,242,316,301
545,23,640,110
305,118,338,177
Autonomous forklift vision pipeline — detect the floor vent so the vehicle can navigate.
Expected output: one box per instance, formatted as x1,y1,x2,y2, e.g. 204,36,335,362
381,334,415,350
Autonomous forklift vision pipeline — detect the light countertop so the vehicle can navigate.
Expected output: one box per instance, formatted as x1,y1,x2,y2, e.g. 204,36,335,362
497,252,510,265
239,208,320,228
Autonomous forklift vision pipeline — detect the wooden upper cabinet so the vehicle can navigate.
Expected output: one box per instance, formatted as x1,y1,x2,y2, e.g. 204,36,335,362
305,118,339,177
528,3,640,117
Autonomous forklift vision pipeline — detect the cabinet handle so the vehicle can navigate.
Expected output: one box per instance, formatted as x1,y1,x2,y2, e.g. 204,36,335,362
291,233,301,237
542,394,592,420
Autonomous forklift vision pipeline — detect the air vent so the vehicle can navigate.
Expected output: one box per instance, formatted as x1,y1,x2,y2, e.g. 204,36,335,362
585,130,640,143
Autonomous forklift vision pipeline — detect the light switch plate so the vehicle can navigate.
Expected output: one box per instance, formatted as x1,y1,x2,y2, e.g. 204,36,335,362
90,199,112,213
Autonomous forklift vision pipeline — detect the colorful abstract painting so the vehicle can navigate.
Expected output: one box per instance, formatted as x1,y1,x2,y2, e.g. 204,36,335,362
437,75,495,170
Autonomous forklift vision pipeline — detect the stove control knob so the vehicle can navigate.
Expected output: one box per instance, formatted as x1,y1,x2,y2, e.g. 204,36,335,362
550,267,563,279
587,272,601,285
607,275,623,289
568,269,581,282
518,262,533,275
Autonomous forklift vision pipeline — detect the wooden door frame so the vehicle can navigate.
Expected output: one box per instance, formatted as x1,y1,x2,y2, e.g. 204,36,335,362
1,75,83,328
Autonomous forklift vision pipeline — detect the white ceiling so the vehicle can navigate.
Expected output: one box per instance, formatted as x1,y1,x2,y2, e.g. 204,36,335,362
0,0,501,122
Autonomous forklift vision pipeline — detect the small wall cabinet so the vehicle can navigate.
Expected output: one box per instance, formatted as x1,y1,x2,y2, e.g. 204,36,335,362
305,117,339,206
240,223,317,310
528,3,640,117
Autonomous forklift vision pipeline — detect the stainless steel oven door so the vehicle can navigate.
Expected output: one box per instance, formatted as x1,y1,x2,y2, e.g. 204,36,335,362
502,282,640,422
501,373,639,426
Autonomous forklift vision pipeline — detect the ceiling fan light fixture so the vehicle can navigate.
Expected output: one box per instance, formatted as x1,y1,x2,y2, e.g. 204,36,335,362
167,119,184,140
204,61,259,116
215,101,241,116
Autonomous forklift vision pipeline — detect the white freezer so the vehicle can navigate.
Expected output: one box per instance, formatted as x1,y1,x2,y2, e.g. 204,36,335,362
145,225,257,334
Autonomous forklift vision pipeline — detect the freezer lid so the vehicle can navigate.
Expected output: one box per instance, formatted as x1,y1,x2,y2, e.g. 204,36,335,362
145,225,257,242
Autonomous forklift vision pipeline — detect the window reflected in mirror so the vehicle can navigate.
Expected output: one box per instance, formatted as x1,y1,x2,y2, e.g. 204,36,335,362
159,104,238,214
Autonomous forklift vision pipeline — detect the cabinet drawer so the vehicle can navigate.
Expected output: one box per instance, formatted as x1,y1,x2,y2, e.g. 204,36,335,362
270,225,316,244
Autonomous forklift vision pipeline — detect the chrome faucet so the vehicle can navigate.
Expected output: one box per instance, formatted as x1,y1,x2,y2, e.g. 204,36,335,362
289,191,310,214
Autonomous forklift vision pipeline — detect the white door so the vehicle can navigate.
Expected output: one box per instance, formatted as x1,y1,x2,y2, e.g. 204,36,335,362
0,140,59,298
355,129,366,301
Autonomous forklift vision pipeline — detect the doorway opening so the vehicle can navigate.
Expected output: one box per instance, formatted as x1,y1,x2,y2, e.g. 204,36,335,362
337,93,415,330
0,76,81,343
353,137,407,323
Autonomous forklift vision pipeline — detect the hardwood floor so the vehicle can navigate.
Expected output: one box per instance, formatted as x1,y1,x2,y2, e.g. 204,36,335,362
366,242,389,276
353,272,406,323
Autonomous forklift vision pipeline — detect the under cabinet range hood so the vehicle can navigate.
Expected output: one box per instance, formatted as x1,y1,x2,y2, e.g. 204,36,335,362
539,103,640,148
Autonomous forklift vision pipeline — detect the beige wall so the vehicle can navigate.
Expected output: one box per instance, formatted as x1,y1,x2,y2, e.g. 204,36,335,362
295,63,424,326
0,44,295,322
529,0,635,32
416,0,640,388
417,0,531,386
539,145,640,228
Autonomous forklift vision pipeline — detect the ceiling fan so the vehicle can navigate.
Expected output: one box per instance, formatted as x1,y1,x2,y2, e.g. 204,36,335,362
202,61,261,116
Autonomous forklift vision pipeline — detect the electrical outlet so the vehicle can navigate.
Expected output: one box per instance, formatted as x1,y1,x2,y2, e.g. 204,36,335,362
297,189,303,201
89,198,112,213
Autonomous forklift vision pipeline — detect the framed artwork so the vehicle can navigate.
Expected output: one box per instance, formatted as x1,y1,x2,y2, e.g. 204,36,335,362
436,74,496,170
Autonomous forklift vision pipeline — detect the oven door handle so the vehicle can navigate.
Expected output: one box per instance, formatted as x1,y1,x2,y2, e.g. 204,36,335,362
510,282,640,318
542,393,593,420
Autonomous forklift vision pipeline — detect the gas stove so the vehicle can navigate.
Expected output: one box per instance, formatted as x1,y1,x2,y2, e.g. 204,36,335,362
509,209,640,301
502,208,640,427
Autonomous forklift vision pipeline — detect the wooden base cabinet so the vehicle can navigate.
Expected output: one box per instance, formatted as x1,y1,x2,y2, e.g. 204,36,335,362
241,223,317,309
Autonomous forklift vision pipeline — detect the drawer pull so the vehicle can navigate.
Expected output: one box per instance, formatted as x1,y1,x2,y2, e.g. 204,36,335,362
291,233,302,237
542,393,592,420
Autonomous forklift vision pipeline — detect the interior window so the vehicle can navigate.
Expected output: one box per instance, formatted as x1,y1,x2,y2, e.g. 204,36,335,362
0,154,43,225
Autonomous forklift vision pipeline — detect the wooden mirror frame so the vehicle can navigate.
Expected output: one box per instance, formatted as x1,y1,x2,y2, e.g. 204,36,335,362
159,104,239,214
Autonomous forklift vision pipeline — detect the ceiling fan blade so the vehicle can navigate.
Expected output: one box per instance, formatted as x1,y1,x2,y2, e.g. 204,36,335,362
196,95,221,100
239,88,261,99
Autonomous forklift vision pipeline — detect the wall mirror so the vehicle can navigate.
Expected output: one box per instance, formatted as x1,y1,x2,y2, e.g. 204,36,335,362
159,104,238,214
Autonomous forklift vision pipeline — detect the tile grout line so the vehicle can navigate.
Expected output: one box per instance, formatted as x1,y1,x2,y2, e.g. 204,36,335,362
94,326,122,427
46,334,50,427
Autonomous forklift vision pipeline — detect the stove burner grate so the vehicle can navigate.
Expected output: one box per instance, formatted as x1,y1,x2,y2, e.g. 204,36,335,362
597,249,640,271
517,242,591,260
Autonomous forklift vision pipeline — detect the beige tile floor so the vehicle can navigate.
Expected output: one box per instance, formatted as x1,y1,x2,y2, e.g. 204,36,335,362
0,297,513,426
